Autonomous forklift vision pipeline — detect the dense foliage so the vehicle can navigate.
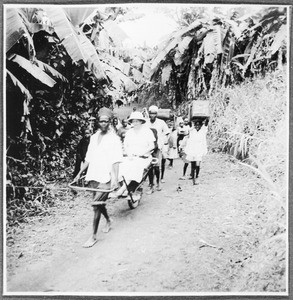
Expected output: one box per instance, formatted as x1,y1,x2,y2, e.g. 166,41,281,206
6,43,111,226
6,8,121,226
139,7,287,108
5,6,288,234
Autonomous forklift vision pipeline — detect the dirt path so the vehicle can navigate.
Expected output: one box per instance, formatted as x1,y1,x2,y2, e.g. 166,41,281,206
6,151,279,294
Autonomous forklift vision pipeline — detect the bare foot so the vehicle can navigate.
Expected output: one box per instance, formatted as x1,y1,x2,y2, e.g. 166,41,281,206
82,236,97,248
102,219,112,233
146,186,155,195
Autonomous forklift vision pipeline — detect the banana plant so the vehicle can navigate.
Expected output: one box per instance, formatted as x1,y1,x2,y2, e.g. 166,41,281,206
81,8,140,99
5,7,66,136
44,6,106,80
146,7,287,107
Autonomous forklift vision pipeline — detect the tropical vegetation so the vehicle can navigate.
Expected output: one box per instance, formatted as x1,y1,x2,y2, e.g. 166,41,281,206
5,4,288,293
140,7,287,108
5,6,147,225
5,6,288,237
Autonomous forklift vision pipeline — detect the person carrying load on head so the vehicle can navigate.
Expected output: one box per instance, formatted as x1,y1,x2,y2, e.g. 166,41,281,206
74,107,123,248
145,105,169,194
184,117,209,185
109,111,156,198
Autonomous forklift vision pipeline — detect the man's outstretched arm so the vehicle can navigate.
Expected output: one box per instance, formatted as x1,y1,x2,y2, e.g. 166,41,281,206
74,161,89,182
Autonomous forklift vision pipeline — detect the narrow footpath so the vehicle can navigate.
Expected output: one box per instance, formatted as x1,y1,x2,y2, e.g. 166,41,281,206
6,152,277,293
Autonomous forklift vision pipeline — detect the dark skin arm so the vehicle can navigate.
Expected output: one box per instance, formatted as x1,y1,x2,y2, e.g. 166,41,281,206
74,161,89,182
204,117,210,127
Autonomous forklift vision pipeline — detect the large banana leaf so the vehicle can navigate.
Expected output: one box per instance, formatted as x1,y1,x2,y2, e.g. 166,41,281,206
20,8,38,22
202,25,222,66
173,36,193,66
100,52,130,76
161,64,172,86
203,30,216,65
10,54,56,87
101,61,137,92
150,19,204,76
6,70,32,101
131,68,143,83
224,19,242,39
269,24,287,56
78,33,106,79
64,7,94,27
142,62,152,79
5,8,34,53
221,26,236,68
45,6,105,80
96,28,110,50
242,37,263,76
44,7,86,63
36,59,68,82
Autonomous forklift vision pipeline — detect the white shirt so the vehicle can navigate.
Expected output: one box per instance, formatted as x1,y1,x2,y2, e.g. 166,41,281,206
185,126,208,157
183,125,190,135
124,125,155,157
146,118,169,150
85,130,123,183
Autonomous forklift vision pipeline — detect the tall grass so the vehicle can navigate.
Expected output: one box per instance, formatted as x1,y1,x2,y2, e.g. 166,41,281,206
209,69,288,204
208,69,288,292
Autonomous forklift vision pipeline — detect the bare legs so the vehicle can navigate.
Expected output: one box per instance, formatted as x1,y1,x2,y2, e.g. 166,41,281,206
161,158,166,181
191,161,201,185
147,165,161,193
183,163,188,176
83,191,111,248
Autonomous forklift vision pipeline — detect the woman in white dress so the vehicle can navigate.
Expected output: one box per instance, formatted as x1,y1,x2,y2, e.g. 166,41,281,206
184,118,209,185
110,111,155,197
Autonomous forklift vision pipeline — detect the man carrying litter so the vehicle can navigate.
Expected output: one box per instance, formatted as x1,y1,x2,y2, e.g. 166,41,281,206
74,107,123,248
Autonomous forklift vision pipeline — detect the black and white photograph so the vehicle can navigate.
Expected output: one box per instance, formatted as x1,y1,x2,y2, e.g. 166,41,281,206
3,2,290,296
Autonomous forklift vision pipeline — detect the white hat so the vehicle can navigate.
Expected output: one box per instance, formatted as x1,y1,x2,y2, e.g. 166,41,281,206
148,105,158,113
128,111,146,123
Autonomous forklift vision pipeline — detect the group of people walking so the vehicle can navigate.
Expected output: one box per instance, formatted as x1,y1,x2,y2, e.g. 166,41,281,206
73,105,209,248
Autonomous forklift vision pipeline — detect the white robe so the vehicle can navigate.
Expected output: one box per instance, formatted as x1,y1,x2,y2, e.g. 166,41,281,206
184,126,208,161
119,125,155,182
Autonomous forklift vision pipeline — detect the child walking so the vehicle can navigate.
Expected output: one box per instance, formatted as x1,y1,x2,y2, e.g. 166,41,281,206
184,117,209,185
167,120,178,169
178,135,191,180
